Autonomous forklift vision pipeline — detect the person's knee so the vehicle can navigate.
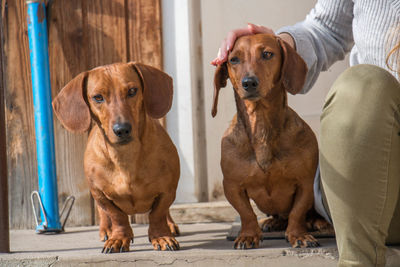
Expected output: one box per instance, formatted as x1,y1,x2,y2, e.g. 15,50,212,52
322,64,400,130
328,64,400,112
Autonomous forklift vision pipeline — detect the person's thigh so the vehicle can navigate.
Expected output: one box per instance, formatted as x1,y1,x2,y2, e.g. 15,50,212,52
320,64,400,267
387,193,400,244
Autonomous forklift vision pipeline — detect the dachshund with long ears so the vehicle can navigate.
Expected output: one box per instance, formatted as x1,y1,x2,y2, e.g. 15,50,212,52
53,62,180,253
212,34,330,249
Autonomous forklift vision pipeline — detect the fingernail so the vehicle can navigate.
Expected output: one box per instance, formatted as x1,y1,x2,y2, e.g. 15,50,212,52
227,45,230,51
217,48,221,59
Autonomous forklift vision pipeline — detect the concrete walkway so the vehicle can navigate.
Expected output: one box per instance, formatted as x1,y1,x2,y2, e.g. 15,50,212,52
1,223,399,267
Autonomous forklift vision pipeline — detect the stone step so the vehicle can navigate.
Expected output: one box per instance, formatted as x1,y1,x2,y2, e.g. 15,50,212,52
1,222,399,267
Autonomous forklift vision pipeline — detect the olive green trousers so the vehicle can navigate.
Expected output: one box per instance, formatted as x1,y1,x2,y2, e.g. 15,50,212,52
320,64,400,267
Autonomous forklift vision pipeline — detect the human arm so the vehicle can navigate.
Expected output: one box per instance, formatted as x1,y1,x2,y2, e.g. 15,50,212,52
276,0,354,93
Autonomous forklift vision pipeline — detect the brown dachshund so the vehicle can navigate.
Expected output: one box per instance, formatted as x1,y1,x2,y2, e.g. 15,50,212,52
212,34,330,249
53,62,180,253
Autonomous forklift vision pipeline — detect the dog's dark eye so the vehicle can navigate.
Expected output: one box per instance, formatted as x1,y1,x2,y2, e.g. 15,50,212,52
262,51,274,60
127,88,138,98
92,94,104,103
229,57,240,65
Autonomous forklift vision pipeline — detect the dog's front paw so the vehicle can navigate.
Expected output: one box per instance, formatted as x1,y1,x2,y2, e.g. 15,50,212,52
234,233,261,249
168,221,180,237
151,236,180,251
309,217,333,232
102,233,133,253
285,232,320,248
99,227,112,242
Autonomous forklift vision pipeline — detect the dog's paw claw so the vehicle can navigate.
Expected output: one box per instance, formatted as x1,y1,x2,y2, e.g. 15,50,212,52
151,236,180,251
100,232,110,242
287,233,319,248
233,235,260,249
100,234,108,242
306,240,320,248
102,236,132,253
168,223,180,237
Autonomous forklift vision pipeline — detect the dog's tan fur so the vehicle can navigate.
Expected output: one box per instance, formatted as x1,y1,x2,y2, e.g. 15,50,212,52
53,62,180,253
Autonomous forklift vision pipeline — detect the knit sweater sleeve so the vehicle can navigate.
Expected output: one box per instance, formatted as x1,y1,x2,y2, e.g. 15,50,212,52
276,0,355,93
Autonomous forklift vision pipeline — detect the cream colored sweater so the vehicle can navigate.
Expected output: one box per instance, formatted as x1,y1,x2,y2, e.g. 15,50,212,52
277,0,400,93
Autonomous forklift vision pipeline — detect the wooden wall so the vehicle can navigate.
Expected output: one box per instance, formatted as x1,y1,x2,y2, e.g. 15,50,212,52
2,0,163,229
0,0,9,251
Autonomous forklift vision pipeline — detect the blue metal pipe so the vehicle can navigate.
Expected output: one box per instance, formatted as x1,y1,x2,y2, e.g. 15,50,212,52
26,0,61,233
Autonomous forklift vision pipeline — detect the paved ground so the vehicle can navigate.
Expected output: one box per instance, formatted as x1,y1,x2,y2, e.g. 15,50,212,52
1,223,399,267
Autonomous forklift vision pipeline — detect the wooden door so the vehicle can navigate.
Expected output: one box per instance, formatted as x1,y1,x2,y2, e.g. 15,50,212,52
2,0,163,228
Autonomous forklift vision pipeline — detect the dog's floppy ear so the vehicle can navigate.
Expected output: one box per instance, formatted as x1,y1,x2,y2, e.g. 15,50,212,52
278,38,307,95
52,72,91,133
130,62,173,119
212,63,228,117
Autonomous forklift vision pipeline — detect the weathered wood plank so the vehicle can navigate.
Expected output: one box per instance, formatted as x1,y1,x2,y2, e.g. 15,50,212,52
5,0,38,229
126,0,163,68
83,0,127,68
48,0,93,227
0,0,9,251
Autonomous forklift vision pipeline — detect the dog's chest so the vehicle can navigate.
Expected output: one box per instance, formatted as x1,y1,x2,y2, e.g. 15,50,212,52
245,172,297,215
103,172,158,214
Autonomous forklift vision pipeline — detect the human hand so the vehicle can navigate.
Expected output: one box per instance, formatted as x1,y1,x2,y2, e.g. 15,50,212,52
211,23,274,66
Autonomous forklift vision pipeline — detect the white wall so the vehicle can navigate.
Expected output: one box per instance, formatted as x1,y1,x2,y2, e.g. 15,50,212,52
163,0,196,203
200,0,350,200
162,0,208,203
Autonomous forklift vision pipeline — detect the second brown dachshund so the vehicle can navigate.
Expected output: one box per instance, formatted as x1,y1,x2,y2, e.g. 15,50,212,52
212,34,332,249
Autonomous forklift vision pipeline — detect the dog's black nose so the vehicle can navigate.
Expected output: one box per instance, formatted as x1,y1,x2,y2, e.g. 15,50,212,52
242,76,259,92
113,123,132,138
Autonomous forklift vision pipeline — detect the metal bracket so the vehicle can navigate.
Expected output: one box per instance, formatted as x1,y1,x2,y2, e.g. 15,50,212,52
59,195,75,231
30,191,48,231
31,191,75,233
